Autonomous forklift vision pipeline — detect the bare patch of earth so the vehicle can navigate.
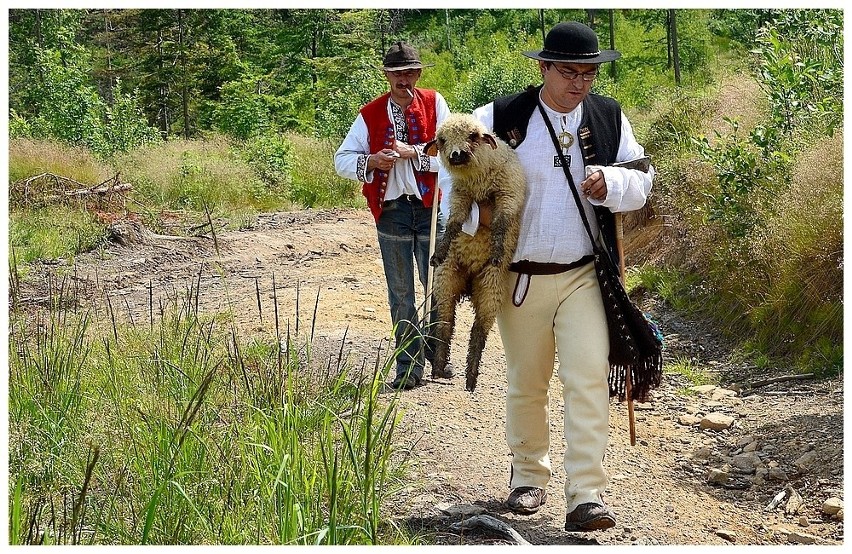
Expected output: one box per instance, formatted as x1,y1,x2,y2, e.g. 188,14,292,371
16,208,844,546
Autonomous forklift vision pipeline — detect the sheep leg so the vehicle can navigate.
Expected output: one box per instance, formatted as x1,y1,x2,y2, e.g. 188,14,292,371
464,267,503,392
431,220,462,267
487,192,514,267
432,195,475,267
487,189,523,267
430,266,467,378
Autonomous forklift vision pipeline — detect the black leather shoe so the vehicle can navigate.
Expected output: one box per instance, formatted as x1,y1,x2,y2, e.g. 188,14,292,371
564,502,616,531
506,486,547,514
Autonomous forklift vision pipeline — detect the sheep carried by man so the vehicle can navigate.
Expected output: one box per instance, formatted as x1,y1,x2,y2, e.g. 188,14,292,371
425,113,527,392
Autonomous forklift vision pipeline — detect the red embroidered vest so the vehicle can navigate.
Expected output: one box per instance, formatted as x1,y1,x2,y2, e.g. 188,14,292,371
360,88,438,222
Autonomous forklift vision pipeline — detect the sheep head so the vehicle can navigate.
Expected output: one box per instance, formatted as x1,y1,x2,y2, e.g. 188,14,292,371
425,113,498,171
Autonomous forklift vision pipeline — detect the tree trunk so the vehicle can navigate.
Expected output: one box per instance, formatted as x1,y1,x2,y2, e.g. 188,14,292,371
665,11,672,69
669,9,681,85
178,9,190,139
157,27,169,138
608,9,617,81
446,9,452,52
586,9,597,29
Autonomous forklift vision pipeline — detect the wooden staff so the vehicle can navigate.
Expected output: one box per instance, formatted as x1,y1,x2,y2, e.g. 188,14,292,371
424,190,440,322
611,156,650,447
616,212,637,447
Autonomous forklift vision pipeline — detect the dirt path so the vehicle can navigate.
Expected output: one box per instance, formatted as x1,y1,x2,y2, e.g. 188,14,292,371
18,208,844,545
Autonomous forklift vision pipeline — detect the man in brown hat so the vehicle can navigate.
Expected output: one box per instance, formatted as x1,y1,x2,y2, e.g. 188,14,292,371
335,41,452,390
467,21,655,531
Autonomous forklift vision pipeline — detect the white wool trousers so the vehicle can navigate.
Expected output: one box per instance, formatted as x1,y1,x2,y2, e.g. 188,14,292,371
497,261,611,512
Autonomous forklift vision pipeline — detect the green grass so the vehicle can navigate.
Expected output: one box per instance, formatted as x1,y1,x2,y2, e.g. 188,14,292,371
7,133,363,267
9,207,106,264
665,357,716,391
284,131,362,209
8,281,415,545
112,135,287,214
8,138,116,185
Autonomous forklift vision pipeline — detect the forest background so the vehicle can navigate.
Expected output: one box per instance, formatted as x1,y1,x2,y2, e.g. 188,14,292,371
8,7,843,373
5,7,844,545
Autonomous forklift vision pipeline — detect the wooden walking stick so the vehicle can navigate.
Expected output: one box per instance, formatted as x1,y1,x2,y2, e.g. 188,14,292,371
616,212,637,447
611,156,651,447
424,189,440,321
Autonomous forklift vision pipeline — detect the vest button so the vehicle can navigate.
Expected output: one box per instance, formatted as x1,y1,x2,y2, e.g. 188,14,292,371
509,139,517,147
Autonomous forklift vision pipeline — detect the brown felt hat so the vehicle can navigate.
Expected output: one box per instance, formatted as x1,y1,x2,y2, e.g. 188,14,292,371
381,41,433,72
523,21,621,64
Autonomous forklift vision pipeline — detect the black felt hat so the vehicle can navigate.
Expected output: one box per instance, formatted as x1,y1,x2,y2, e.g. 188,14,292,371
523,21,621,64
381,41,433,71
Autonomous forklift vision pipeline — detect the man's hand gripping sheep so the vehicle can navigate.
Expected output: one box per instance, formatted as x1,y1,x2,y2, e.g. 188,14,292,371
425,114,526,392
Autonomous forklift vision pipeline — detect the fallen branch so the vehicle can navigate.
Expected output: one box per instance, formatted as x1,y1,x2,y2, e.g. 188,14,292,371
449,514,530,545
64,183,134,197
12,171,133,209
748,373,815,389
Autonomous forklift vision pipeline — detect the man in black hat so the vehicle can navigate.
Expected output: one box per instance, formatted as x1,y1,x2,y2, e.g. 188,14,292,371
335,41,452,390
468,21,655,531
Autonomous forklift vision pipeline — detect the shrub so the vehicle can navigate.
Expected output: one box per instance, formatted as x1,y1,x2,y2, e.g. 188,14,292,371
237,133,293,189
14,49,159,158
453,44,540,113
212,77,296,140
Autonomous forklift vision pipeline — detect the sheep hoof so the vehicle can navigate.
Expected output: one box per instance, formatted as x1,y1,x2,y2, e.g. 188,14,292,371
430,255,444,267
431,365,454,379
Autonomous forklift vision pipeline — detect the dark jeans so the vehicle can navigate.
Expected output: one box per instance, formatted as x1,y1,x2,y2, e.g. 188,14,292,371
376,196,444,381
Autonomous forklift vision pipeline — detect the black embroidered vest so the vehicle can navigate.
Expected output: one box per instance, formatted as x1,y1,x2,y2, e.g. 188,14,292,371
493,85,623,268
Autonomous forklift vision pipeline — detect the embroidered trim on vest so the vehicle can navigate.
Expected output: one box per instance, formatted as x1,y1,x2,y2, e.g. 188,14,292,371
418,148,431,172
360,89,438,222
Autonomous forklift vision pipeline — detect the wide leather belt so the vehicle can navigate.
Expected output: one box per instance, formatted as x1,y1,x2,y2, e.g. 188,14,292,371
510,255,594,307
383,193,421,206
509,255,594,275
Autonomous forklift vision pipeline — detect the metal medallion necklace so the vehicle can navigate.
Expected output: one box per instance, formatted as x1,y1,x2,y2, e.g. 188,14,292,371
557,114,574,153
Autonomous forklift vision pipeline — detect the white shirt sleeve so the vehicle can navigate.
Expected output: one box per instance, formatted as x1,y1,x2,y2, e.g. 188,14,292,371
585,112,654,212
334,113,374,183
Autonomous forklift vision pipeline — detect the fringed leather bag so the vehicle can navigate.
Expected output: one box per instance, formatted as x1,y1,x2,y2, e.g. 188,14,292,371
537,103,663,402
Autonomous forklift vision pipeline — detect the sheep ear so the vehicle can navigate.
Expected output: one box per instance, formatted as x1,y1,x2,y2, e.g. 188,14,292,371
424,140,439,157
483,134,498,150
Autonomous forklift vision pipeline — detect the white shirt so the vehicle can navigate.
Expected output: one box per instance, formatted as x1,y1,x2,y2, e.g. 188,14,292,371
471,93,654,264
334,91,453,214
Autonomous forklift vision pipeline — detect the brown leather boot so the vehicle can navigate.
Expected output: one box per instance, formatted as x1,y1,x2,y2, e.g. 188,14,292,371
564,502,616,531
506,486,547,514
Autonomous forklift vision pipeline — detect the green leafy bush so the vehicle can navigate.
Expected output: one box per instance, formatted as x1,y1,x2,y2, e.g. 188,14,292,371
238,133,293,189
212,77,296,139
11,49,160,158
453,46,540,112
312,57,387,140
750,9,843,138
